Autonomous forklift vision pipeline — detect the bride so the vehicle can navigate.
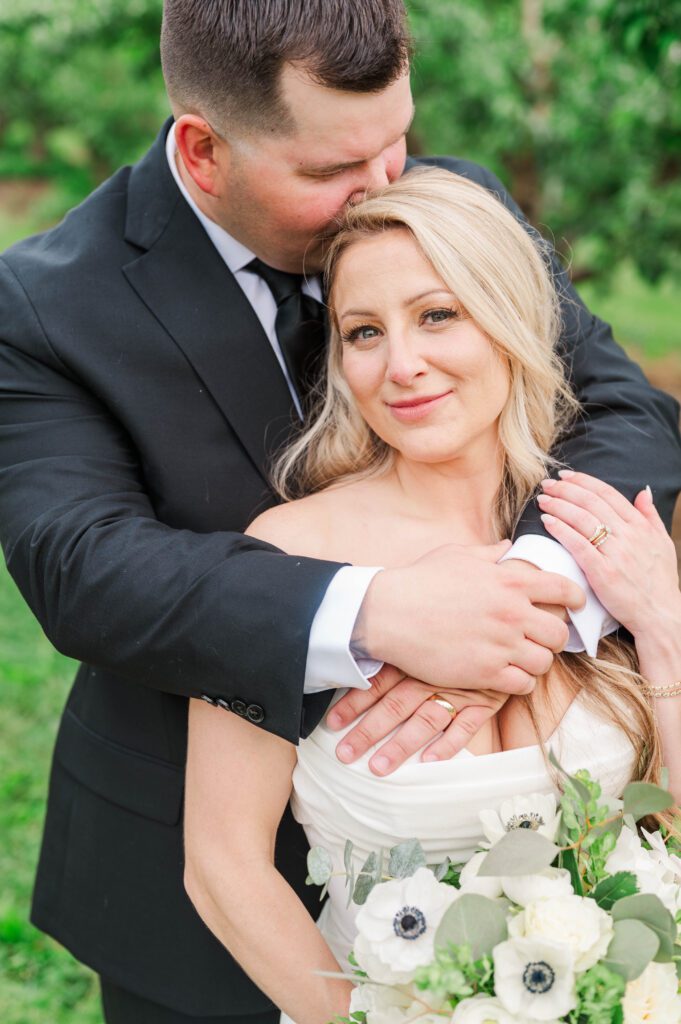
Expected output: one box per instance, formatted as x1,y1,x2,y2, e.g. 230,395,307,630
182,168,681,1024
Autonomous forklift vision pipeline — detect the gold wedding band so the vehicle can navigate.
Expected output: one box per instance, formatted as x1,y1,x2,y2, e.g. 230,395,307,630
588,523,611,548
427,693,457,718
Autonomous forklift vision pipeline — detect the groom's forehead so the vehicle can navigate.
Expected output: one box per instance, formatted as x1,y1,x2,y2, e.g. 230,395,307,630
277,64,414,165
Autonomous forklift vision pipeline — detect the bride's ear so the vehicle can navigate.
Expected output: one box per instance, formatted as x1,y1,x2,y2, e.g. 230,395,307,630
174,114,230,198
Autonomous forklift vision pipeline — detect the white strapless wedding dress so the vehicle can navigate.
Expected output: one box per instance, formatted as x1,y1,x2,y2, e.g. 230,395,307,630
279,692,637,1024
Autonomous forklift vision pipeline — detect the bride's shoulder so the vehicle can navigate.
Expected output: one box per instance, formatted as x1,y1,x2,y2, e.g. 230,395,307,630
245,481,366,558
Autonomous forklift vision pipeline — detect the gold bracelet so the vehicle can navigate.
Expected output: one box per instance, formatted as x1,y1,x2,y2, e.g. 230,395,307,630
641,682,681,699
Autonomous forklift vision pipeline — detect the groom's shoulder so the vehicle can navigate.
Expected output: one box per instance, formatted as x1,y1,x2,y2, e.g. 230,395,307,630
1,163,134,294
406,155,510,202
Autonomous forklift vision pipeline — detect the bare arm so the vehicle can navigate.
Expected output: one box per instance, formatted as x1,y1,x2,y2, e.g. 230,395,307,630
183,699,353,1024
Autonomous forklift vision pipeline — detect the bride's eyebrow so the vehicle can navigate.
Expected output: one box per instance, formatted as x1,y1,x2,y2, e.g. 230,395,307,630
339,290,456,320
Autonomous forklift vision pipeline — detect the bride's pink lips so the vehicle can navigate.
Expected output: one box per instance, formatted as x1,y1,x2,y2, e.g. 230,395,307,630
386,390,452,422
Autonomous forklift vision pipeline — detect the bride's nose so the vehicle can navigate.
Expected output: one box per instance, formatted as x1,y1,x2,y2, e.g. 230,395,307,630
385,331,428,386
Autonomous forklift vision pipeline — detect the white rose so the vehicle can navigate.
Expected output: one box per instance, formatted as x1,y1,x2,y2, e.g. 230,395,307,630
349,982,445,1024
509,895,613,971
480,793,561,846
501,868,573,907
451,992,534,1022
493,936,577,1020
622,960,681,1023
606,826,681,917
353,866,459,984
458,851,504,899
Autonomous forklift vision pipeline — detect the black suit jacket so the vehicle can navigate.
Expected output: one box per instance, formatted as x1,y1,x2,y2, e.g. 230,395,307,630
1,121,680,1015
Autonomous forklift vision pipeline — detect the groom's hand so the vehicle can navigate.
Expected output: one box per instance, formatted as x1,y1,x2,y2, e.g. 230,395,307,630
352,540,584,694
328,667,511,774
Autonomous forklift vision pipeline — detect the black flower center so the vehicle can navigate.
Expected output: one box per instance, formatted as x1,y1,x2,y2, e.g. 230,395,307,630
522,960,555,994
393,905,427,940
506,812,545,832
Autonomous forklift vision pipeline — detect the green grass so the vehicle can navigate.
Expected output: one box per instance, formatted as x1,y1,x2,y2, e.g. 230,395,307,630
0,564,101,1024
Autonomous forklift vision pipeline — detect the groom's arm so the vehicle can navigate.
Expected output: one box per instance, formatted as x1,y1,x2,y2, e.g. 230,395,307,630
0,256,341,745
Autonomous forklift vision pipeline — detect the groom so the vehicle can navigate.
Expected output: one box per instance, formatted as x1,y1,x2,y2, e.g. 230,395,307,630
1,1,680,1022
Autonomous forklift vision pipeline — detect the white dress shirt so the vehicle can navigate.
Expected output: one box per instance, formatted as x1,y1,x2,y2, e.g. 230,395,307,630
165,125,615,694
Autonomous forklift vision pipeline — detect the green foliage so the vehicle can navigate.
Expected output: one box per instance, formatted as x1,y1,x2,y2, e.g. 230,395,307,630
414,944,495,1004
1,2,679,286
0,0,167,201
567,962,626,1023
408,0,681,284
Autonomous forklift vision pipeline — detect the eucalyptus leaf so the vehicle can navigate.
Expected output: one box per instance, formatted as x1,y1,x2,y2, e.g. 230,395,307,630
344,840,356,908
433,857,451,882
388,838,427,878
352,852,377,906
611,893,677,961
478,829,559,877
434,893,508,959
307,846,333,886
375,847,385,886
343,839,354,875
592,871,638,910
602,919,659,980
622,782,675,821
623,814,637,832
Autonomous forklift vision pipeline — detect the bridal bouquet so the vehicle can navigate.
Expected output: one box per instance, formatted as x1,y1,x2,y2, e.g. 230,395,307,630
308,755,681,1023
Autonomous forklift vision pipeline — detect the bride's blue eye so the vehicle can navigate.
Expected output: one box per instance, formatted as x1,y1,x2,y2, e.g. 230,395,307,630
422,307,460,325
341,324,380,343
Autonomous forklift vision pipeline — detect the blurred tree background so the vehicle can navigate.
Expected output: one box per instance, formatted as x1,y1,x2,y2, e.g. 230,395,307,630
0,2,679,1022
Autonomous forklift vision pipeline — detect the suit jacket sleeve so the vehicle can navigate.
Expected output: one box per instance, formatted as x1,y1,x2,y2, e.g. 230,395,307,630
0,256,341,743
421,156,681,533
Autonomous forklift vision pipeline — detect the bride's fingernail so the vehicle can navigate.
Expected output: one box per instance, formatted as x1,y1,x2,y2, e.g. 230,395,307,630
422,752,439,762
370,755,390,775
646,484,653,501
558,469,574,478
537,494,551,505
540,513,556,525
336,743,354,762
541,478,555,488
326,710,343,729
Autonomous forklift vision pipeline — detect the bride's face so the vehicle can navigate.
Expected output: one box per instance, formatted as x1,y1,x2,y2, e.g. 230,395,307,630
332,229,511,467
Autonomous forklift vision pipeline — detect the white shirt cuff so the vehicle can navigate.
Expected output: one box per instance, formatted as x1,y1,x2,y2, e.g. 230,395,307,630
501,535,619,657
303,566,384,693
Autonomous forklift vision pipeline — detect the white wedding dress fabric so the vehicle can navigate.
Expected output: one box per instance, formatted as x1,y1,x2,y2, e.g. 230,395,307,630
279,692,637,1024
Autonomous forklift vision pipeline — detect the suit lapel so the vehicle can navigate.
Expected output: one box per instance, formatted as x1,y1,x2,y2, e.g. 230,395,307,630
122,123,298,487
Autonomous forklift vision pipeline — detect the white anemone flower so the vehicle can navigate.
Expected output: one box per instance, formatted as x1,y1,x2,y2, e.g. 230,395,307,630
493,936,577,1020
606,826,681,916
353,866,459,985
458,851,504,899
451,992,538,1022
501,867,573,907
349,981,445,1024
622,960,681,1023
508,894,613,972
480,793,561,846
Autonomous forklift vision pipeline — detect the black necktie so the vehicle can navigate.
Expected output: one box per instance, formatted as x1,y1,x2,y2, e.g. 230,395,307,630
246,258,326,409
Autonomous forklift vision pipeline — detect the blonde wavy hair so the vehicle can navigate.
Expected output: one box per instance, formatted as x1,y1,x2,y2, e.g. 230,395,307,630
274,167,668,817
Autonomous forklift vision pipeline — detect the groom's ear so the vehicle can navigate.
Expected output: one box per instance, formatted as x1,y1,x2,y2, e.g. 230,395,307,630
174,114,230,198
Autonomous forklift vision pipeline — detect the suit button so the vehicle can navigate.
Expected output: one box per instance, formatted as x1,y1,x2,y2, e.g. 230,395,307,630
246,704,265,724
230,699,247,717
216,698,231,711
200,694,218,706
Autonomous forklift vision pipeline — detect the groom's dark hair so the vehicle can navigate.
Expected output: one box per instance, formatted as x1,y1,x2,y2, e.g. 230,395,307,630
160,0,411,135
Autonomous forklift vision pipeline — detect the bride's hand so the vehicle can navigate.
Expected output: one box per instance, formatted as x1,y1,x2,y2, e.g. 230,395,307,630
327,666,510,774
537,470,681,638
